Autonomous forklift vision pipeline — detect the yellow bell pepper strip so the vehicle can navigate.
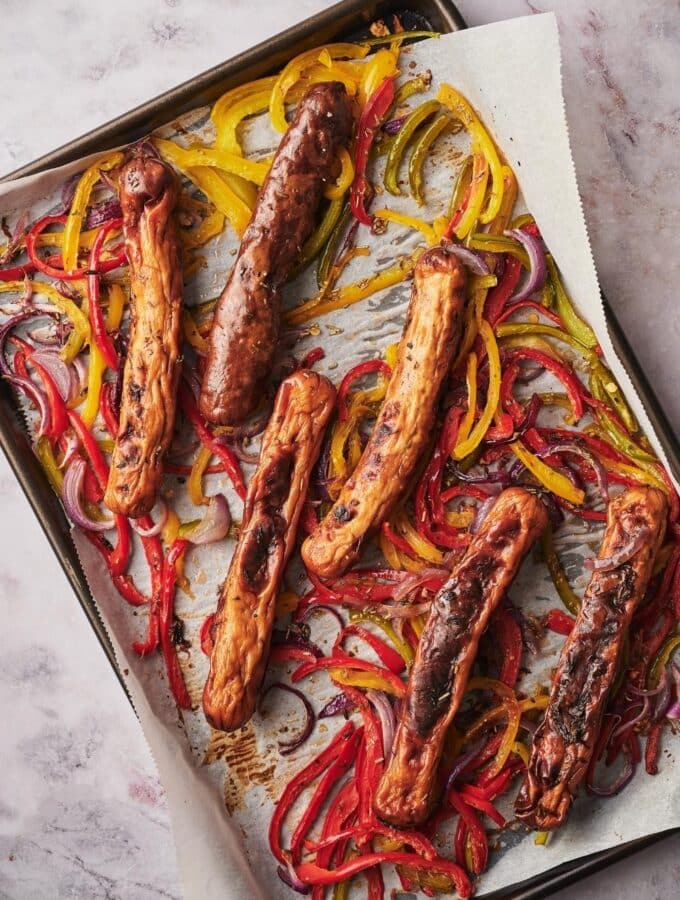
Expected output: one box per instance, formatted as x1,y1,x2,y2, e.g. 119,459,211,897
210,74,277,131
285,246,425,326
437,84,504,224
213,88,273,154
188,445,213,506
408,112,455,205
181,309,210,354
465,677,521,778
270,43,370,132
81,284,125,427
468,232,530,268
453,320,501,459
153,138,269,186
546,256,598,349
453,152,489,240
0,281,90,363
290,198,345,280
648,633,680,687
275,590,300,618
161,507,180,546
325,147,355,201
373,208,437,244
181,208,226,252
511,741,530,766
512,441,586,505
31,223,122,252
289,61,363,101
391,508,445,565
457,352,478,447
35,435,63,492
384,99,441,196
329,666,404,696
359,47,400,110
62,152,124,272
597,453,668,493
486,166,519,238
349,609,414,666
184,166,253,237
541,526,581,614
447,154,473,218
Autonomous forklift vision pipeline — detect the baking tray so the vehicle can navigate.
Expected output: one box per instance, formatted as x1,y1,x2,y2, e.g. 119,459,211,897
1,0,678,896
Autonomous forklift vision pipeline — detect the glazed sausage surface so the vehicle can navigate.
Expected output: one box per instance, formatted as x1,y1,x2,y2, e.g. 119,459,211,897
301,247,467,580
374,488,548,827
203,369,336,732
515,485,668,831
104,150,183,518
199,82,353,426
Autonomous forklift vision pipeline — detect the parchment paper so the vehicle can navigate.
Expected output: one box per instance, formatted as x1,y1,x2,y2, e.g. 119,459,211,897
1,13,678,899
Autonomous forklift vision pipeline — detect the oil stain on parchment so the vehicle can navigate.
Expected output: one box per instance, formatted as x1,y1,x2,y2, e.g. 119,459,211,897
202,723,276,815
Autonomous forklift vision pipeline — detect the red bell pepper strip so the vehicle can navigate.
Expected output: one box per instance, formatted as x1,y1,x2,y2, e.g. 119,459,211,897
179,383,246,499
300,346,325,369
311,779,359,900
269,721,356,865
381,521,419,558
0,262,37,281
290,726,363,864
350,77,396,225
87,218,123,370
131,523,164,656
309,822,437,860
458,789,506,827
297,854,472,897
342,685,385,827
484,255,523,325
199,613,215,656
337,359,392,421
545,608,575,636
269,645,319,666
31,359,69,443
67,409,131,576
83,531,148,606
292,656,406,698
489,603,523,687
448,789,488,875
25,214,126,280
494,298,561,327
333,623,406,674
504,346,584,421
99,381,120,437
158,539,191,709
645,722,662,775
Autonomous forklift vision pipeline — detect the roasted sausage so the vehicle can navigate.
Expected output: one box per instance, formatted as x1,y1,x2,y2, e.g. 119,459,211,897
203,369,336,732
104,150,183,518
199,82,353,426
374,488,548,827
515,485,668,830
301,247,467,580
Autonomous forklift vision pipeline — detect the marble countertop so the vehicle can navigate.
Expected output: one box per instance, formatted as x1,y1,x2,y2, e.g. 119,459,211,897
1,1,678,897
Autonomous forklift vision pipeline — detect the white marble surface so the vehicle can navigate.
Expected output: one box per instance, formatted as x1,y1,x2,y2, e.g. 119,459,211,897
1,1,678,898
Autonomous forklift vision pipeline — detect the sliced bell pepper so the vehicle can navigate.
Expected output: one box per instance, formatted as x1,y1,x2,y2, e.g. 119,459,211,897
292,655,405,697
453,152,489,240
545,608,576,636
453,320,501,459
542,526,581,615
547,256,597,349
384,99,440,196
350,75,396,225
409,112,454,205
512,440,585,505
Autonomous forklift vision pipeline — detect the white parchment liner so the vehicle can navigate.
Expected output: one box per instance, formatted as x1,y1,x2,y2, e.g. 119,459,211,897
1,14,678,899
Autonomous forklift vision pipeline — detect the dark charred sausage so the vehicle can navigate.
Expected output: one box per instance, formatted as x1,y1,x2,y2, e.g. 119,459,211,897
199,82,353,426
301,247,467,580
374,488,548,827
203,369,336,732
104,150,183,518
515,486,668,830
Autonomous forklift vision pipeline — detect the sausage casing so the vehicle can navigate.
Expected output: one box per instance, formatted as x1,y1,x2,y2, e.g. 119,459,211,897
301,247,467,579
374,488,548,827
203,369,336,731
104,151,183,518
199,82,353,426
515,486,668,830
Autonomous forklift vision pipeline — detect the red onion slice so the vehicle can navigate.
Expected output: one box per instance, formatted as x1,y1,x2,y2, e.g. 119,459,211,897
31,350,73,402
261,682,315,756
470,496,496,534
442,242,491,276
181,494,231,545
586,744,635,797
390,567,448,603
6,374,51,437
373,600,432,619
538,441,609,505
0,310,48,375
366,689,396,760
504,228,547,302
130,501,169,537
277,862,310,895
668,664,680,720
585,526,650,572
319,692,355,718
62,457,115,532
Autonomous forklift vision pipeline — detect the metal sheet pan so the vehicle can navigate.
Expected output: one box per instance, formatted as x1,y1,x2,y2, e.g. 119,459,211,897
1,0,677,895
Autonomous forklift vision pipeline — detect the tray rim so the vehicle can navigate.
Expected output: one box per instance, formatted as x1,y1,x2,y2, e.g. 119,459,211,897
1,1,678,897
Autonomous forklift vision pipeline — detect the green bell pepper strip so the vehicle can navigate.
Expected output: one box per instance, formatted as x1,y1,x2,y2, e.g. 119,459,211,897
315,201,352,289
289,197,345,281
541,527,580,615
588,367,637,435
388,72,433,115
468,233,530,268
594,406,657,466
384,99,442,196
547,256,598,349
448,154,473,217
408,112,455,205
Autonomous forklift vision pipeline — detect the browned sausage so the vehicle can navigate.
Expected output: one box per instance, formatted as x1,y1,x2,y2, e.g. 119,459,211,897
515,485,668,830
203,369,336,731
199,82,353,426
301,247,467,579
104,150,183,518
374,488,548,827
